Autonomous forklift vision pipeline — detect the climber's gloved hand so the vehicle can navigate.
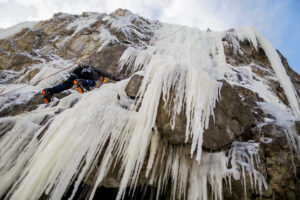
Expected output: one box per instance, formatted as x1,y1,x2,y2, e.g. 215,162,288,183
79,64,90,68
69,73,78,81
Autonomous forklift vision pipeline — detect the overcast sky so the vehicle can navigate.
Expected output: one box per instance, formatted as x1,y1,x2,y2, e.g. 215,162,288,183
0,0,299,73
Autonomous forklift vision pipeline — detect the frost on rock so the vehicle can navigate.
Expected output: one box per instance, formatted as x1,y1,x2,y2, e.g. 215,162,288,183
0,59,75,117
0,70,20,84
66,12,102,36
103,9,158,44
27,58,74,87
97,25,119,52
60,12,104,46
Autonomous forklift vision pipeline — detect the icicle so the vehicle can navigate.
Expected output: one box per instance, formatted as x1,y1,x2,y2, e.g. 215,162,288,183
5,81,130,200
234,26,300,118
118,24,223,162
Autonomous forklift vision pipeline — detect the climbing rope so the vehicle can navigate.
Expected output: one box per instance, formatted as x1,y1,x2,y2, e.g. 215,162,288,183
0,26,186,97
0,84,32,97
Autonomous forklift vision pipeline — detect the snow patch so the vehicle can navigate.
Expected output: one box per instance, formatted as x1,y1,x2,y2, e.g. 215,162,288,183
97,25,118,52
260,137,273,144
0,70,20,84
0,21,38,40
60,12,104,46
104,10,158,43
66,13,101,36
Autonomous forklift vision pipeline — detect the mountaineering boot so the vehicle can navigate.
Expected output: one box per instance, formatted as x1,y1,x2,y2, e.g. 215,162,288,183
42,88,53,104
73,79,91,94
103,77,108,83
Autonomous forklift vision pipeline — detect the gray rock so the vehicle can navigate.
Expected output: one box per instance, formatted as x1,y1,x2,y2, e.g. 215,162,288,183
0,119,14,137
156,94,187,144
156,83,257,150
125,74,143,98
259,123,300,200
202,84,256,150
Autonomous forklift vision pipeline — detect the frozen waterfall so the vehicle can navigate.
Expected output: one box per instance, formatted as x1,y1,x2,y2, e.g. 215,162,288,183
1,22,299,200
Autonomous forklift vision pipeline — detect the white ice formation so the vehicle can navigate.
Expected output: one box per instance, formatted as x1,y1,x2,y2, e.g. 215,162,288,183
0,21,38,40
0,12,299,200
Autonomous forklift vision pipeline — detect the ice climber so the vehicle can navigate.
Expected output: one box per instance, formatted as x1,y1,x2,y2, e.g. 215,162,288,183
42,65,120,104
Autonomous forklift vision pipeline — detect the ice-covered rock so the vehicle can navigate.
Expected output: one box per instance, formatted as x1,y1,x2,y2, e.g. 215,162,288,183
0,8,299,200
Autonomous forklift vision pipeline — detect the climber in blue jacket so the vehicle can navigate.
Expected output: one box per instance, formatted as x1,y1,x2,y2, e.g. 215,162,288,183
42,65,120,104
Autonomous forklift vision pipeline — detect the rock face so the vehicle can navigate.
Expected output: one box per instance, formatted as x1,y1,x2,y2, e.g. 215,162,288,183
202,84,256,150
126,77,257,150
259,123,300,199
0,9,300,200
125,74,143,98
